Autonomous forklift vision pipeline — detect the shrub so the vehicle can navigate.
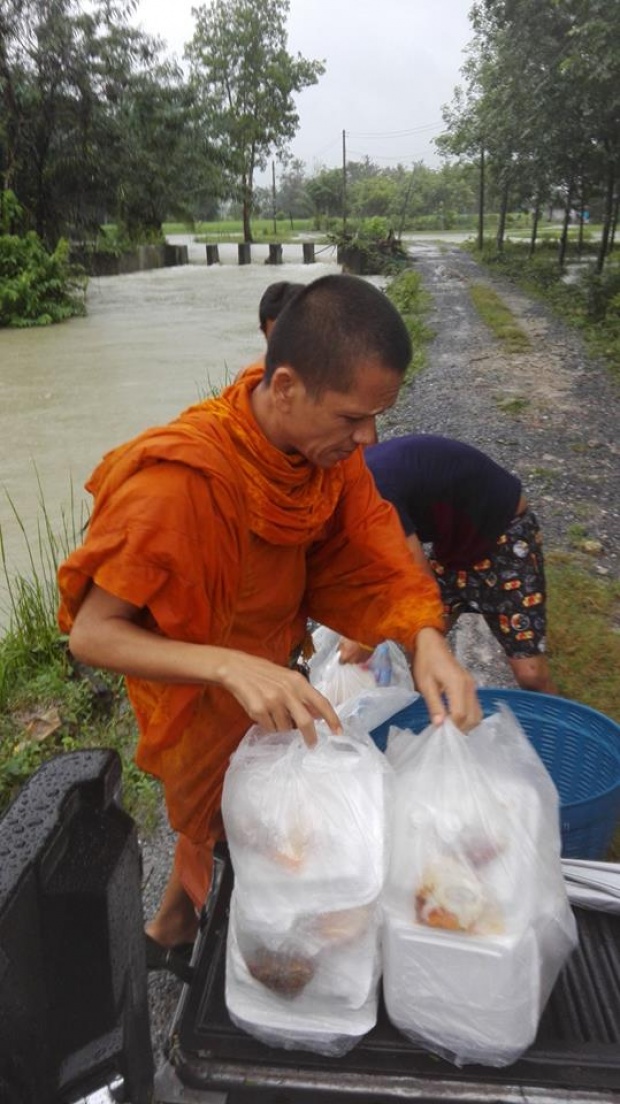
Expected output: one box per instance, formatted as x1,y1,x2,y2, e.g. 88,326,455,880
0,231,86,327
580,266,620,322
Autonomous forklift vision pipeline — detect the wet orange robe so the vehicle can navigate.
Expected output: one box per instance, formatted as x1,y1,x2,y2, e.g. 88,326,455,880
58,365,444,904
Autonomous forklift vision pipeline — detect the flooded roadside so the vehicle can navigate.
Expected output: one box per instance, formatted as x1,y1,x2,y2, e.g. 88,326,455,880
0,251,338,623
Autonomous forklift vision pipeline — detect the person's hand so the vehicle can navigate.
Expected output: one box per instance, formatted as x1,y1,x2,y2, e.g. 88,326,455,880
69,585,341,748
217,650,342,747
411,627,481,731
338,637,374,665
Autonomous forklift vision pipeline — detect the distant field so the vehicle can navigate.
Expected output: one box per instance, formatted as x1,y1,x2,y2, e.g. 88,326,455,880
163,218,317,241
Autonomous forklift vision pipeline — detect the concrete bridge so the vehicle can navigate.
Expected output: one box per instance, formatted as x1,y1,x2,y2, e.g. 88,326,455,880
166,235,338,267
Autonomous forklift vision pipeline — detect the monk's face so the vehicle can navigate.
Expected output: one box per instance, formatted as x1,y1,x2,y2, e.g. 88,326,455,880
282,360,401,468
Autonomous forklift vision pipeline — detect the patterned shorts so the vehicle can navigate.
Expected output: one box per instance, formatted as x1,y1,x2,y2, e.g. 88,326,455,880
429,508,547,659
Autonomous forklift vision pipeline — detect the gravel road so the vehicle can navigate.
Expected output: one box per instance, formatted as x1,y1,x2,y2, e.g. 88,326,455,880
140,241,620,1097
383,242,619,573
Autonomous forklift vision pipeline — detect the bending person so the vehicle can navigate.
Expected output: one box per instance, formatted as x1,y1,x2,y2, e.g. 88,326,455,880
57,276,480,973
341,434,557,694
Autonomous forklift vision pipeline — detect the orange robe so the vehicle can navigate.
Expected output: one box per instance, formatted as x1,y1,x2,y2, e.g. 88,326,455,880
58,365,444,904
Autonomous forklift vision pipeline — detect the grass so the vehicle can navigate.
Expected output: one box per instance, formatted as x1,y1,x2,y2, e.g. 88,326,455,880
566,522,589,546
163,217,320,243
506,224,601,242
465,241,620,382
385,269,435,380
530,466,557,481
547,555,620,721
546,555,620,861
0,660,160,832
0,490,160,832
496,394,530,416
468,282,532,352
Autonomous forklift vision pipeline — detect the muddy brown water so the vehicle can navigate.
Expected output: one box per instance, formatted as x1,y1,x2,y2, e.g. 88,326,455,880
0,244,339,626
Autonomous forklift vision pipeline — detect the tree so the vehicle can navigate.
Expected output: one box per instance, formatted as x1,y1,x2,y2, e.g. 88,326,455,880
305,166,344,224
0,0,216,246
108,60,224,239
0,0,145,242
276,157,312,219
440,0,620,269
186,0,324,242
559,0,620,273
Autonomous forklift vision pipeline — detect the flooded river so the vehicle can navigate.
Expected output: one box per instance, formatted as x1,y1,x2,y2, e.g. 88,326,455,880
0,241,338,624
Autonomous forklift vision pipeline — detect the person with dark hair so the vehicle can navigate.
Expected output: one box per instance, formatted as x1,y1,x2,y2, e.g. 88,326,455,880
341,434,557,694
258,280,303,337
57,274,479,976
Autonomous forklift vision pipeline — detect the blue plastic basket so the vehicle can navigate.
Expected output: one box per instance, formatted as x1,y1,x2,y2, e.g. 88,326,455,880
369,687,620,861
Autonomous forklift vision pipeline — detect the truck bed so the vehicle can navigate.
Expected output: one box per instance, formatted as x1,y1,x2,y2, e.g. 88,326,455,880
167,847,620,1102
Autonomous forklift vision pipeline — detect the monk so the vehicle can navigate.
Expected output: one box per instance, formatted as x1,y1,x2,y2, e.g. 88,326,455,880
58,274,480,977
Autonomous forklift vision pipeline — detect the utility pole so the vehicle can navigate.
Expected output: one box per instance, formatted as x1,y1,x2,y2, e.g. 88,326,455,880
342,129,347,236
271,160,277,237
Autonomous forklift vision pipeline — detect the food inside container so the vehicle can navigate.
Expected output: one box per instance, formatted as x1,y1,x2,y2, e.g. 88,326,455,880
414,854,504,935
381,712,578,1067
226,892,380,1055
222,721,391,1055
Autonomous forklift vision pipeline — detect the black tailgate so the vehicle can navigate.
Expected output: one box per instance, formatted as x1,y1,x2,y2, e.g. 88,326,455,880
169,847,620,1102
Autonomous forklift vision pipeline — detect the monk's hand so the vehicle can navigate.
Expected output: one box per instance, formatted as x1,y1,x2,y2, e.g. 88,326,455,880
338,637,374,665
411,627,481,732
217,651,341,747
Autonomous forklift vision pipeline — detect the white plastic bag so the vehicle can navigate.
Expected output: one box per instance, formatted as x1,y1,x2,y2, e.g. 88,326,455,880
308,626,417,732
222,719,392,1055
562,859,620,914
382,706,578,1067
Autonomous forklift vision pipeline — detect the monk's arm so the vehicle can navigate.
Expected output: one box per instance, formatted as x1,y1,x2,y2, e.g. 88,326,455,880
69,583,341,746
307,457,480,730
404,532,435,576
339,532,436,661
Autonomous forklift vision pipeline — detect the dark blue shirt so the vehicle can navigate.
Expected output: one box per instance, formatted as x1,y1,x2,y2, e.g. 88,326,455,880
365,435,522,568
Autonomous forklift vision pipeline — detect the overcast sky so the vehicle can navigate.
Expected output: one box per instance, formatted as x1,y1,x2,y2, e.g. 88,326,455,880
132,0,475,176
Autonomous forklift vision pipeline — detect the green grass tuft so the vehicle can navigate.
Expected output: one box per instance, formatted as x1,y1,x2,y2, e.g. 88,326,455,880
468,282,532,352
385,269,435,380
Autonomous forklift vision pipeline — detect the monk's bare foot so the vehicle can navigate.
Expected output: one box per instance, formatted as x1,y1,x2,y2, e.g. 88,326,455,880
145,874,200,949
145,911,199,950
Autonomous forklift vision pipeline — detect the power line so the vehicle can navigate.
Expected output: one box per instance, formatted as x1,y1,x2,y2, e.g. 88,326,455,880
347,122,442,139
346,147,442,162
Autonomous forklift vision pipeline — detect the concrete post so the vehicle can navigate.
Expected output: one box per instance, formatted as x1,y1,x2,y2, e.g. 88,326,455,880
268,243,283,265
206,244,220,265
238,242,251,265
302,242,315,264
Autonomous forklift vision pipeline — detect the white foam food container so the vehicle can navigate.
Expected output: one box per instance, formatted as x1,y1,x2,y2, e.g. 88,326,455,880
382,771,575,1066
226,889,381,1056
382,908,549,1066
